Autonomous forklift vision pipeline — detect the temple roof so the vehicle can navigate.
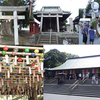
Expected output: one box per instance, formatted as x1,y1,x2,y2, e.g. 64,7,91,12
33,6,71,22
40,6,62,12
48,55,100,71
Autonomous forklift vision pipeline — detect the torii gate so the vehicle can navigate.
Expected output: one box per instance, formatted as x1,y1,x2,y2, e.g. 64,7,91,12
0,6,28,45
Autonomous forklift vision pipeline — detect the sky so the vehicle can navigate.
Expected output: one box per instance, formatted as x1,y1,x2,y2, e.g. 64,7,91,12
34,0,89,21
44,45,100,57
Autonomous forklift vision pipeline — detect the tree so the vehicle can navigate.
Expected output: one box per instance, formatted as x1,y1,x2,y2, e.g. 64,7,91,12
79,9,84,18
0,0,35,35
44,49,79,78
86,0,100,14
44,49,79,68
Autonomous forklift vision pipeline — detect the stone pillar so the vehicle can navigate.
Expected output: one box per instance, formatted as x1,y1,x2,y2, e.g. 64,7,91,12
40,13,43,33
0,12,2,16
69,18,73,32
13,11,19,45
57,14,59,32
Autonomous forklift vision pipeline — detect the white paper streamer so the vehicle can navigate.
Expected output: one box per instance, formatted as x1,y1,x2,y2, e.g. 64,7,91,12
5,55,9,63
29,67,31,74
26,55,29,64
8,70,10,78
10,66,12,73
0,64,1,72
14,56,17,65
41,62,43,70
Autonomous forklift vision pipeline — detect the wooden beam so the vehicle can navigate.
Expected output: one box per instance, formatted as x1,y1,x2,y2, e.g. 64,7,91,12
37,15,62,17
0,16,25,20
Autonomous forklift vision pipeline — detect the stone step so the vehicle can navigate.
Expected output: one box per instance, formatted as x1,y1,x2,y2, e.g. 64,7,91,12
44,84,100,98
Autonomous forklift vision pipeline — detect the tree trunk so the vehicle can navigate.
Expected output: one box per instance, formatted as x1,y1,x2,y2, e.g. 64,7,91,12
1,20,13,35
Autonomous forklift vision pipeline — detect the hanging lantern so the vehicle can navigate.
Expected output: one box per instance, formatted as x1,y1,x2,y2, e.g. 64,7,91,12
31,63,35,66
35,67,38,70
2,51,6,55
6,63,10,66
31,53,35,57
41,53,43,57
18,58,22,62
0,57,2,61
34,49,39,53
25,48,29,53
24,63,27,66
3,46,8,51
39,76,41,79
12,67,16,70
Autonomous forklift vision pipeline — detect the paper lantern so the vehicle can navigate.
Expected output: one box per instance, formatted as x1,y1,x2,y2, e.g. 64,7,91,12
12,67,16,70
39,76,41,79
35,67,38,70
18,58,22,62
6,63,10,66
31,53,35,57
25,48,29,53
31,63,35,66
2,51,6,55
24,63,27,66
41,53,43,57
0,74,3,77
34,49,39,53
0,57,2,61
14,87,17,90
3,46,8,51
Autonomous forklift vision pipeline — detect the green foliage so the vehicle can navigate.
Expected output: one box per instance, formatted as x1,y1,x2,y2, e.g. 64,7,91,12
3,1,10,6
86,0,100,14
91,19,97,29
86,3,91,14
54,63,62,67
44,49,79,69
1,0,35,28
79,9,84,18
61,20,68,25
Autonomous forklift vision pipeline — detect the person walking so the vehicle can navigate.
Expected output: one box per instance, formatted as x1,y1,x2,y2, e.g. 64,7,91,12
82,23,88,44
89,25,96,44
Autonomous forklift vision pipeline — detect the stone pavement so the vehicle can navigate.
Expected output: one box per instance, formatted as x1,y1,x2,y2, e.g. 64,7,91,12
79,26,100,44
44,93,100,100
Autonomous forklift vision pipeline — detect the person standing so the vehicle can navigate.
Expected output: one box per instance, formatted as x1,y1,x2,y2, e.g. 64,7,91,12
92,75,96,85
86,72,89,80
95,77,98,85
82,23,88,44
79,73,82,80
89,25,96,44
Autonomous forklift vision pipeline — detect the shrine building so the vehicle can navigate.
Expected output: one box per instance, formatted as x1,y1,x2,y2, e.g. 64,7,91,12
34,6,71,33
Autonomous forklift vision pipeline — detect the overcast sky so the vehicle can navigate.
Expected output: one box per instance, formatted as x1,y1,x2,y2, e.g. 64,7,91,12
44,45,100,57
34,0,89,20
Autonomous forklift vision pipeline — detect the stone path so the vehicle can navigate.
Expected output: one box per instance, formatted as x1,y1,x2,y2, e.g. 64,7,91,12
44,93,100,100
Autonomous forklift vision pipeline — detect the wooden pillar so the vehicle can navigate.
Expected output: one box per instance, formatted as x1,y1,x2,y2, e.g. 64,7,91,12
57,14,59,32
13,11,19,45
40,13,43,33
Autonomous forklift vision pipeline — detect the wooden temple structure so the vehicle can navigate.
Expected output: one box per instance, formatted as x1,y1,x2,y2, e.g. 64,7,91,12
0,45,43,100
34,6,71,33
